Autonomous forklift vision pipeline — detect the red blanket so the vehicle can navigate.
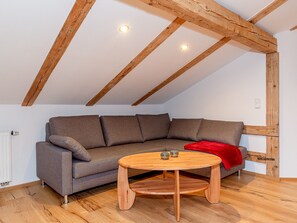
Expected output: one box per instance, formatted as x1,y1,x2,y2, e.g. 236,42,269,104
184,141,242,170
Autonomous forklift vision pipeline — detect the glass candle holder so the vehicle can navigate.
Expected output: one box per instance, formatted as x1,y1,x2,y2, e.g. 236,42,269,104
160,151,170,160
170,150,179,158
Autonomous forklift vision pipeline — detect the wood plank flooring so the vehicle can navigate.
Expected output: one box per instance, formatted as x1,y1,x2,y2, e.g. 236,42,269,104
0,173,297,223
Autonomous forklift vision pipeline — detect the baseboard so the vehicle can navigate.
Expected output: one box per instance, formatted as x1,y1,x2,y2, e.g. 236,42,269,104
280,178,297,182
241,170,280,181
0,180,40,192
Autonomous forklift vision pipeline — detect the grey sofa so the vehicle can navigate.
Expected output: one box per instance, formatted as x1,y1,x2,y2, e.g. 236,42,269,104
36,114,246,203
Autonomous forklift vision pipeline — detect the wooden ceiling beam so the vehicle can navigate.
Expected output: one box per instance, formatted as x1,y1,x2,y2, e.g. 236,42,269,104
22,0,96,106
133,0,285,106
86,17,185,106
249,0,287,24
290,25,297,31
132,37,230,106
138,0,277,53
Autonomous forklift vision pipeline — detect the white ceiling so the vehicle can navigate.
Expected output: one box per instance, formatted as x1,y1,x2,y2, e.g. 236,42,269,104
0,0,296,105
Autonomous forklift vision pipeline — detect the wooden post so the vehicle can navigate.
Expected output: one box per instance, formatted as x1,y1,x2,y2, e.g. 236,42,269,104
266,52,280,179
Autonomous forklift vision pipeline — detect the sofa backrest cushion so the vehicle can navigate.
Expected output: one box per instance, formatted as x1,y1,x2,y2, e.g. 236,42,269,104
137,113,171,141
49,135,91,162
49,115,106,149
197,119,244,146
101,116,144,146
167,118,202,141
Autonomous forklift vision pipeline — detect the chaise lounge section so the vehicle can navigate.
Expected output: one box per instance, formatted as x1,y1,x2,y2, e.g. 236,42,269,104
36,114,246,203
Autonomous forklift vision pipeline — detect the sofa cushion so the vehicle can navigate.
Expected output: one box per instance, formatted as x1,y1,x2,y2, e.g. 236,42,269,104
167,118,202,141
49,115,106,149
197,119,244,146
72,143,164,178
137,113,170,141
49,135,91,162
100,116,143,146
143,139,193,150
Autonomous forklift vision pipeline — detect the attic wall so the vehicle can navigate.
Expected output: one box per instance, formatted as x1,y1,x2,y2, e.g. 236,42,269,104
0,104,164,187
278,30,297,178
164,31,297,177
164,52,267,174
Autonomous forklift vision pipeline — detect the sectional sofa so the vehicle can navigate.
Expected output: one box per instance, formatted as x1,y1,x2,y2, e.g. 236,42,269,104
36,114,246,203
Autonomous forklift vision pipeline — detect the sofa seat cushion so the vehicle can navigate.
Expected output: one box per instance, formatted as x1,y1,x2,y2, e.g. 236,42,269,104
72,143,164,178
49,115,106,149
101,116,143,146
168,118,202,141
137,114,170,141
197,119,244,146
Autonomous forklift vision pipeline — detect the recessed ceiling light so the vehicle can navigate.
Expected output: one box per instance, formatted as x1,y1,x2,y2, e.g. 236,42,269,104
180,43,189,51
119,24,129,33
180,44,189,51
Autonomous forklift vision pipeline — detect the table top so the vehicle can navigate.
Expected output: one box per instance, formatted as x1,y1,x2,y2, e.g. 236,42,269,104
118,151,221,171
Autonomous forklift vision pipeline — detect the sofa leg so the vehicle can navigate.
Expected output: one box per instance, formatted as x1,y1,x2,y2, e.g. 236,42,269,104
41,180,45,188
237,170,241,177
63,195,69,204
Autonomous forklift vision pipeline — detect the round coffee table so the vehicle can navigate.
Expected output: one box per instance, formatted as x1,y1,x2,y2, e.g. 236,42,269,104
117,151,222,221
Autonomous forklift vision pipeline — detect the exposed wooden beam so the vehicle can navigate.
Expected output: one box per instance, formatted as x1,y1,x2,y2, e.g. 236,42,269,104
249,0,287,24
243,125,279,137
22,0,96,106
290,25,297,31
133,0,283,106
266,52,279,179
246,151,267,164
86,17,185,106
138,0,277,53
132,37,230,106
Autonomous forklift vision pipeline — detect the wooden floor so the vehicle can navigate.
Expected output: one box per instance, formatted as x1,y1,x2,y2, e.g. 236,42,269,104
0,173,297,223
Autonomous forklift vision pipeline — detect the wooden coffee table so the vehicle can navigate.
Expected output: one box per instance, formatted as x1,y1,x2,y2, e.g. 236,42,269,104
117,151,222,221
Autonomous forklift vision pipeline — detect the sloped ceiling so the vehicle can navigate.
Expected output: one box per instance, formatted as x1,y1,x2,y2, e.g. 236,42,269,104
0,0,296,105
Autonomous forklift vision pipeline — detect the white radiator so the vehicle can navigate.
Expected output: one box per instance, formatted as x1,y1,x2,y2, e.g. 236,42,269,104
0,132,12,185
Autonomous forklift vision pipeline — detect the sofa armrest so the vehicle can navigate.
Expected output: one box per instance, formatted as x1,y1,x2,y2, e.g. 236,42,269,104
36,142,72,196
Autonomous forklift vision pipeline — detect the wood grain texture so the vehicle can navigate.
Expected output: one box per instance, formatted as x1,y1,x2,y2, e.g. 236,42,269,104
266,52,280,179
246,151,267,164
132,1,284,106
117,165,135,210
22,0,96,106
174,170,180,221
118,151,222,171
290,25,297,31
86,17,185,106
130,173,209,195
243,125,279,137
205,164,220,203
1,173,297,222
0,180,40,193
138,0,277,53
132,37,231,106
118,153,220,221
249,0,288,24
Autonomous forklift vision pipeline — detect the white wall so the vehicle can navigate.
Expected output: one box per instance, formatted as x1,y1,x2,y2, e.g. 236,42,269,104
278,30,297,178
164,30,297,177
0,104,165,187
164,52,267,174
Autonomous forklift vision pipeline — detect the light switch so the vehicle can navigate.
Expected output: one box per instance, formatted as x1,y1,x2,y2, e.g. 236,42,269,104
254,98,261,109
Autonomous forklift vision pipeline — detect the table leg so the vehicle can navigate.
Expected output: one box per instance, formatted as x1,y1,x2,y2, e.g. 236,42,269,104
174,170,180,221
163,170,167,179
205,164,220,203
117,165,136,210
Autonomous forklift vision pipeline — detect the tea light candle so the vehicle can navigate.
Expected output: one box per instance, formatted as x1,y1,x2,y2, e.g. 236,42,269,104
170,150,179,158
160,151,170,160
